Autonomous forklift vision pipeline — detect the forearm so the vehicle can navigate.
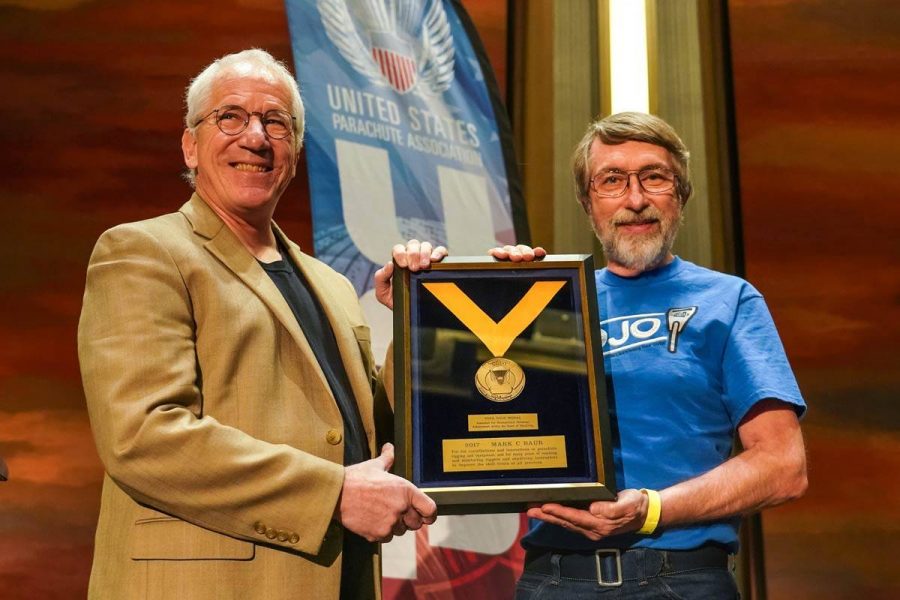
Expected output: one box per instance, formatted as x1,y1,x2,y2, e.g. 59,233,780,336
659,442,806,527
105,407,343,520
528,403,807,541
658,402,807,527
84,371,346,554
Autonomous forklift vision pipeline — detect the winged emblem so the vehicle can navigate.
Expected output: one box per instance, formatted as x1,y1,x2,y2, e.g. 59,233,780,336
318,0,455,95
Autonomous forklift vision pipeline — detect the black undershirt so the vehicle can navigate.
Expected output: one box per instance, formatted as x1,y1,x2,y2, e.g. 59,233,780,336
259,251,374,599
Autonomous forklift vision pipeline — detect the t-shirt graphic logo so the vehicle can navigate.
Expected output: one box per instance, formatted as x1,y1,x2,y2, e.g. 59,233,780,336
600,306,698,355
666,307,697,353
319,0,456,95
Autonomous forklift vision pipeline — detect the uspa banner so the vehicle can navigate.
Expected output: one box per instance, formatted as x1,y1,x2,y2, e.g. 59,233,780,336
286,0,526,359
286,1,527,597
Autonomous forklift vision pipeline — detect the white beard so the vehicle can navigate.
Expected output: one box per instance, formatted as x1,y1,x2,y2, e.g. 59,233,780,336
593,204,682,273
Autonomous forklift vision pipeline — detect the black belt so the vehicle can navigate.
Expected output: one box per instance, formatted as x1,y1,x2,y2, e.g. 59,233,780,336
523,546,730,587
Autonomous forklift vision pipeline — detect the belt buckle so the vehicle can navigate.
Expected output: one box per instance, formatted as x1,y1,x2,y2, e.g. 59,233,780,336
593,549,623,587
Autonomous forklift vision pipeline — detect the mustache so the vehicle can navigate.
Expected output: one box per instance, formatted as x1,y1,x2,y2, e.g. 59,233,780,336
612,207,664,226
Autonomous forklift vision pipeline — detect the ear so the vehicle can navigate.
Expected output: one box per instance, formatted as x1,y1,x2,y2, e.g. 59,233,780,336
581,196,592,215
182,128,198,169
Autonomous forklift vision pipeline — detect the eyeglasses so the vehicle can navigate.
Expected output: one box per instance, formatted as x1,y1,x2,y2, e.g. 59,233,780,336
589,167,677,197
195,105,295,139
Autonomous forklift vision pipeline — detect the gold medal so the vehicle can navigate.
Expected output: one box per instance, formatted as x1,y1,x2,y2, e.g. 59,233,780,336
475,357,526,402
423,280,565,403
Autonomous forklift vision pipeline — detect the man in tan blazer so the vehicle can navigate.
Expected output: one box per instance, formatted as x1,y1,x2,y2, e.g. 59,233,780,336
78,49,443,600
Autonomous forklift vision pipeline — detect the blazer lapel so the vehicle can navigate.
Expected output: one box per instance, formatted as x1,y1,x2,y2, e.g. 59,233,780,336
278,229,376,445
179,195,335,406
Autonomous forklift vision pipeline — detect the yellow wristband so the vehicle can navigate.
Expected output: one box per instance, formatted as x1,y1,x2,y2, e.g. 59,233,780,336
637,489,661,534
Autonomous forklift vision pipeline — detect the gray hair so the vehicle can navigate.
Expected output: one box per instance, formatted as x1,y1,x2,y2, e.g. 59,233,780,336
572,112,692,212
183,49,305,186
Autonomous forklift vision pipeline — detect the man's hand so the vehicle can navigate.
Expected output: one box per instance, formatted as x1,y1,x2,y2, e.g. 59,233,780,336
526,489,648,542
336,443,438,543
488,244,547,263
374,240,448,309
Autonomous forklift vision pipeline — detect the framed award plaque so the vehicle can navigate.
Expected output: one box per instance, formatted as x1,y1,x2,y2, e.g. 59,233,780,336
392,255,617,514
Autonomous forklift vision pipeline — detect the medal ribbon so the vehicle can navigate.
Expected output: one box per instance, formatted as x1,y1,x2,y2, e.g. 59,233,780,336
422,281,566,357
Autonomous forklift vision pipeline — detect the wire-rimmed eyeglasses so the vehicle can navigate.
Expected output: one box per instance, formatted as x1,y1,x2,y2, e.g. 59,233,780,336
589,167,677,197
195,105,295,140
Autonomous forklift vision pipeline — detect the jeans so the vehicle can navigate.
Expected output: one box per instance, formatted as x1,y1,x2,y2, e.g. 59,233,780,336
515,548,739,599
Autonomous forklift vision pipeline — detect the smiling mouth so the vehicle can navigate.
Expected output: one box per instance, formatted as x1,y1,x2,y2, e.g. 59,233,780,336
231,162,272,173
616,218,658,228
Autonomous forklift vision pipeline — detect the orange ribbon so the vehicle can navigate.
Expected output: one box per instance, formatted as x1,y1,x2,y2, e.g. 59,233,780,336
422,281,566,357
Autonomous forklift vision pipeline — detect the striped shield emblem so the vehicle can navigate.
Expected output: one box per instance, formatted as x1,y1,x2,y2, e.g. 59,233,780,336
370,32,418,93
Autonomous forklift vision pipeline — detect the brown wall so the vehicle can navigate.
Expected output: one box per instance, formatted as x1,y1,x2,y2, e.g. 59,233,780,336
729,1,900,597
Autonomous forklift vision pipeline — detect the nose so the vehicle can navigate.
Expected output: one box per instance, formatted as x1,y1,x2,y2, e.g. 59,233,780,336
240,115,270,150
622,173,649,210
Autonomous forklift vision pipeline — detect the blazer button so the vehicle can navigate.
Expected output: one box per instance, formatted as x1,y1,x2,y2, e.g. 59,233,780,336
325,429,343,445
289,533,299,544
277,530,289,542
265,527,277,540
254,521,267,535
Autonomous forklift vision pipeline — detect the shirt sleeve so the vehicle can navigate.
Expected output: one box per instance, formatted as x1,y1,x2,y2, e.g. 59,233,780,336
721,285,806,428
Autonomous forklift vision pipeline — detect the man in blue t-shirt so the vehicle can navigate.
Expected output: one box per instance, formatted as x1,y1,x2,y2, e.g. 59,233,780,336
491,112,807,599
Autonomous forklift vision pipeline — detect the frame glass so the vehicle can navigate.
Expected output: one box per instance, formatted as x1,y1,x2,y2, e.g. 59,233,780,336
392,255,617,514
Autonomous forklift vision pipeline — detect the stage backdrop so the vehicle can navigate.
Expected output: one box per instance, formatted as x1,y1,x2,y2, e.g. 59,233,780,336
729,0,900,597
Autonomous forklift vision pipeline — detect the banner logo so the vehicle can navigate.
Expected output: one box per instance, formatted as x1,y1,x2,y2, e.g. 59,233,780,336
319,0,455,95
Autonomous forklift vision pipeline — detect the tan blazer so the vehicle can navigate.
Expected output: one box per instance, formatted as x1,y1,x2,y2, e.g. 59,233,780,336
78,194,387,600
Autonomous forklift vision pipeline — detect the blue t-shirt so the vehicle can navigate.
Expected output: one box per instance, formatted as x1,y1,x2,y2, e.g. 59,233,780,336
522,257,805,553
